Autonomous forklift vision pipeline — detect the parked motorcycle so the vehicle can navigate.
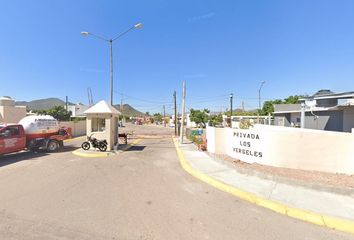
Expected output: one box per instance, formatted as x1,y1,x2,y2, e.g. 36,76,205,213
81,134,107,152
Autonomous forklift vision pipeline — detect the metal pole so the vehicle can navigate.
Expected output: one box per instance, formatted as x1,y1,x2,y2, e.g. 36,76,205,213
230,93,233,128
89,88,93,105
163,105,166,127
268,113,271,125
65,96,68,113
230,94,233,117
109,40,113,106
87,88,91,106
258,89,261,110
301,102,306,128
121,95,124,124
174,91,177,136
180,81,186,144
258,81,265,110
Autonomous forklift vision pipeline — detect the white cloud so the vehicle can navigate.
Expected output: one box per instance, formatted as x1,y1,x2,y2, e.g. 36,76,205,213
189,12,215,22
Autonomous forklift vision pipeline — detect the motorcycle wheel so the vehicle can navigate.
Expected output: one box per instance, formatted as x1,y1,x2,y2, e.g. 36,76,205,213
82,142,90,150
98,143,107,152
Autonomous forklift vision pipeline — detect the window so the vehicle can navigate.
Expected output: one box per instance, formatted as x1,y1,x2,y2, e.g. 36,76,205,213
0,126,19,138
91,118,106,132
7,126,20,136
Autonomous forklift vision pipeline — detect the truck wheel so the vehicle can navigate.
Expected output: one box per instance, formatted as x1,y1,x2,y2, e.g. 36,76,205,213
81,142,90,150
47,140,59,152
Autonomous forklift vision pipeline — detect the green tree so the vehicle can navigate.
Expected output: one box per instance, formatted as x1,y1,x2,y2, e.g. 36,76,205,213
153,113,163,122
259,99,282,115
46,105,72,121
258,95,304,115
209,114,223,126
189,109,210,128
225,110,258,116
284,95,302,104
32,109,48,115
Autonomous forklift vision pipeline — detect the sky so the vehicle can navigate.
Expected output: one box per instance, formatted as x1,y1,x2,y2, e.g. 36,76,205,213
1,0,354,114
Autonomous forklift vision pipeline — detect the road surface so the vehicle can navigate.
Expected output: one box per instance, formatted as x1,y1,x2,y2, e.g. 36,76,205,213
0,124,352,239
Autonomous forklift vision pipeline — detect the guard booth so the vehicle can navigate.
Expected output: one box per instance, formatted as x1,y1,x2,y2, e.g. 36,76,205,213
84,100,120,151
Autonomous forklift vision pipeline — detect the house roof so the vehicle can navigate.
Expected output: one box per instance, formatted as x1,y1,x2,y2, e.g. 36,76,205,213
84,100,121,115
299,91,354,101
272,104,354,114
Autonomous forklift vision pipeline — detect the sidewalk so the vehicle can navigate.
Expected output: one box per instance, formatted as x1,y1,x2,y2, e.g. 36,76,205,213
174,138,354,234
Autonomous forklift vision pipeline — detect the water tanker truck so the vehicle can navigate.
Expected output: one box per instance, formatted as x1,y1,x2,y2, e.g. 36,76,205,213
0,115,72,155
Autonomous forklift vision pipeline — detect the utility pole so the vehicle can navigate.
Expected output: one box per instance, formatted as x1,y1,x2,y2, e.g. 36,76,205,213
180,81,186,144
109,40,113,105
65,96,68,113
89,88,93,105
229,93,233,128
230,93,233,117
120,94,125,124
87,88,94,106
163,105,166,127
258,81,266,110
174,91,177,136
242,101,245,111
87,88,91,106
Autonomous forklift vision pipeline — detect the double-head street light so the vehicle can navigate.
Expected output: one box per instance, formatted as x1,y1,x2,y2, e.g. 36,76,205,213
258,81,266,110
81,23,143,106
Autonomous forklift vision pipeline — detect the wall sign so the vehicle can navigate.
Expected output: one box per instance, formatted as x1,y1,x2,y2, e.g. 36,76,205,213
230,130,264,163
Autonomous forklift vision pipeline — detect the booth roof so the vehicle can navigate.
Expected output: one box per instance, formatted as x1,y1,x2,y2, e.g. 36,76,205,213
84,100,121,115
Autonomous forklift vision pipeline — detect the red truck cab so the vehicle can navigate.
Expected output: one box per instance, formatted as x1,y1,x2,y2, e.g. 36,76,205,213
0,124,26,154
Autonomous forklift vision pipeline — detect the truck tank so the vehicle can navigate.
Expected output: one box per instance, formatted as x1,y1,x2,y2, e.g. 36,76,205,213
18,115,60,141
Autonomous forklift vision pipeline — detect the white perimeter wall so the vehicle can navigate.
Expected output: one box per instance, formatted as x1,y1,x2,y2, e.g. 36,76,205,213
0,106,27,124
207,125,354,174
59,120,86,137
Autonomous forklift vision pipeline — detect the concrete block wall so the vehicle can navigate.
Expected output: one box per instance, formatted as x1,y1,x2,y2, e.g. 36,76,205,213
59,120,86,137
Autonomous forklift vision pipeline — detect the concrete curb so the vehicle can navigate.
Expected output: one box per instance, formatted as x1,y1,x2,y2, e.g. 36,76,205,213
72,139,142,158
172,137,354,235
63,136,86,143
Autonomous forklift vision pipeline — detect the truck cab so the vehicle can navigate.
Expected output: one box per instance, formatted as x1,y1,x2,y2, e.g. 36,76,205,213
0,124,26,155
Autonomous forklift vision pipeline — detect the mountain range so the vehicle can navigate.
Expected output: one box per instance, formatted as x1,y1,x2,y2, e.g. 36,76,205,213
15,98,145,117
114,104,146,117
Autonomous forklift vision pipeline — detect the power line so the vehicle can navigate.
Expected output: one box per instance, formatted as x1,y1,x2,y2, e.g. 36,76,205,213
113,90,171,104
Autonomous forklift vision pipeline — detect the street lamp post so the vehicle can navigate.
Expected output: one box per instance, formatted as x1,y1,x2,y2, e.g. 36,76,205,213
81,23,143,106
258,81,266,110
229,93,233,117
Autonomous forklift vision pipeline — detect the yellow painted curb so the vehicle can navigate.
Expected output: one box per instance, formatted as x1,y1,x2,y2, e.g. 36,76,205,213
72,138,143,158
64,136,86,143
72,150,112,158
136,135,166,139
172,137,354,235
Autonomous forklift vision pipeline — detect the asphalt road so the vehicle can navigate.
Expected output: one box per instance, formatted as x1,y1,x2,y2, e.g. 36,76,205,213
0,124,352,240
